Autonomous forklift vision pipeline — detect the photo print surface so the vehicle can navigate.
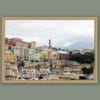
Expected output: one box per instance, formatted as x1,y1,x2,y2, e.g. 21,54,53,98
2,17,98,83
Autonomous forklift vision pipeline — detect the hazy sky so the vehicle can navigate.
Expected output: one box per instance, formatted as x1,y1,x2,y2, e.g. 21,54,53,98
5,20,94,47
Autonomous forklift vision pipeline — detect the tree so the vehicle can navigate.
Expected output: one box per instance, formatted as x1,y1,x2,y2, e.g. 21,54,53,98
17,61,25,69
82,66,94,75
69,52,94,64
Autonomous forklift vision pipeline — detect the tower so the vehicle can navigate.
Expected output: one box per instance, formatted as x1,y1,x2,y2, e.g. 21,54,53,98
31,41,36,48
48,39,52,70
49,39,52,48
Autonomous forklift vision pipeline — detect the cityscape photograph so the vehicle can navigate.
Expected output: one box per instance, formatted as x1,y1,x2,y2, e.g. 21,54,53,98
3,17,97,83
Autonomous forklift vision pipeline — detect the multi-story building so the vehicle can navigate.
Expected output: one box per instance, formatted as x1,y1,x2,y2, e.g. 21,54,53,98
58,50,69,60
80,49,93,54
72,50,80,54
30,41,36,48
5,38,38,61
37,46,50,61
12,42,29,61
5,50,17,63
28,48,40,61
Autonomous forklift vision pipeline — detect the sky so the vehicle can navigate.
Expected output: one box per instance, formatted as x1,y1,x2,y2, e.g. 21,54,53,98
5,20,94,47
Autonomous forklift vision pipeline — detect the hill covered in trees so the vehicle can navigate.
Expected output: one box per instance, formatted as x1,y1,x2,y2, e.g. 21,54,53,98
69,52,94,64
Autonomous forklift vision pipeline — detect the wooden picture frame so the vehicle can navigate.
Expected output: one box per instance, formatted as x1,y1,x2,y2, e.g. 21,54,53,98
2,17,98,83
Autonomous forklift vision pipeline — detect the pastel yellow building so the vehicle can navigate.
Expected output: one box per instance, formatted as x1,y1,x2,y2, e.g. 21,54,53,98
30,41,36,48
5,52,17,63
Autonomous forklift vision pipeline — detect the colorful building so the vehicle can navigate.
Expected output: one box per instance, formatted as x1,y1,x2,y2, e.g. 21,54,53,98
5,50,17,63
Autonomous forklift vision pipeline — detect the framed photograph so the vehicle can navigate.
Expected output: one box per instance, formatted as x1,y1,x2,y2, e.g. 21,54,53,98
2,17,98,83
